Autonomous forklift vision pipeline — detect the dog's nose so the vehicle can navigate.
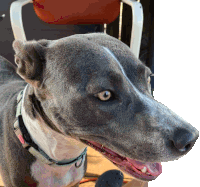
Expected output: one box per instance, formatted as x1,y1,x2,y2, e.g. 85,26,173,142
170,128,199,152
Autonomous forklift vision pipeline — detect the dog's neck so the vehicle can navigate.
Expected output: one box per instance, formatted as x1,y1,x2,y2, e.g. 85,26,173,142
21,85,87,162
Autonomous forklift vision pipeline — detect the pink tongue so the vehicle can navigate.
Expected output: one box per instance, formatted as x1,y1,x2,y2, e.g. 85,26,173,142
146,162,162,176
127,158,162,176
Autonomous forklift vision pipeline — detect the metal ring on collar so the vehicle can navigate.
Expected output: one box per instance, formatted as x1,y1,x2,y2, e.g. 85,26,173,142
75,155,84,168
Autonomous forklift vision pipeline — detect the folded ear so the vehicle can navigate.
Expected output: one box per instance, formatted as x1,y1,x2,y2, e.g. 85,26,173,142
12,40,48,88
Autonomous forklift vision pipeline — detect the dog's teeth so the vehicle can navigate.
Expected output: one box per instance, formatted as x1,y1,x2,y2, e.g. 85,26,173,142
141,167,147,173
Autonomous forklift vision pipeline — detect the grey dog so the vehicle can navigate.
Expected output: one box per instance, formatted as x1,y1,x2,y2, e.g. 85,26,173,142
0,33,199,186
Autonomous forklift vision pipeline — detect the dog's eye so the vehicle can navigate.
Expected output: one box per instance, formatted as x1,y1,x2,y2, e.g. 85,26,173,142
147,76,151,84
147,74,154,84
97,91,112,101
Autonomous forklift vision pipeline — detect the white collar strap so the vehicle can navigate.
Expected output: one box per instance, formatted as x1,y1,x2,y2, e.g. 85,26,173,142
14,86,87,167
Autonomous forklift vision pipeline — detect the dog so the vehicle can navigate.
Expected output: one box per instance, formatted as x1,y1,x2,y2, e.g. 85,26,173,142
0,33,199,187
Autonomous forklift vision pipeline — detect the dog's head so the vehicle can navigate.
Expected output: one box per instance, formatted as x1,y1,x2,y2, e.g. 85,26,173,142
13,33,199,181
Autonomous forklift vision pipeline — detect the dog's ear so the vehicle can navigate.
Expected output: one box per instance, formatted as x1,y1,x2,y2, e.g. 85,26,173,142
13,40,48,88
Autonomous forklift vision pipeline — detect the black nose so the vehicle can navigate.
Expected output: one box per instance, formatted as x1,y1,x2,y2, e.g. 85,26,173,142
170,128,199,152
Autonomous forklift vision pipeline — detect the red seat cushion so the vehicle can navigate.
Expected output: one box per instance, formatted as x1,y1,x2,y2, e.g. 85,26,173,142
33,0,120,25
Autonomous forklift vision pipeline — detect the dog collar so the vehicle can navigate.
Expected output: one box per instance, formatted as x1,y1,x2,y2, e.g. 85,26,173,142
14,86,87,167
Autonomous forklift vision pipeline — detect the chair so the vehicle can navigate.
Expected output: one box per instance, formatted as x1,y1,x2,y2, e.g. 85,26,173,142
10,0,143,58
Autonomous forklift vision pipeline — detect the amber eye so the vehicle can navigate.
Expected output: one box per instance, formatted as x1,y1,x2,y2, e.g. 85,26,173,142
97,91,112,101
147,76,151,84
147,74,153,84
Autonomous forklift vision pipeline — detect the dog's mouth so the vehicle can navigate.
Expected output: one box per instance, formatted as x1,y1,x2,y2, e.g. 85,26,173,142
81,139,162,181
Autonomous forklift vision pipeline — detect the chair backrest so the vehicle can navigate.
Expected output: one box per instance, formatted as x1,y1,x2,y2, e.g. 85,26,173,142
10,0,144,58
33,0,120,24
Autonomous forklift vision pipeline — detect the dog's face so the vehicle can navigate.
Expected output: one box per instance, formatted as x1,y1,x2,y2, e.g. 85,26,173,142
13,33,199,181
